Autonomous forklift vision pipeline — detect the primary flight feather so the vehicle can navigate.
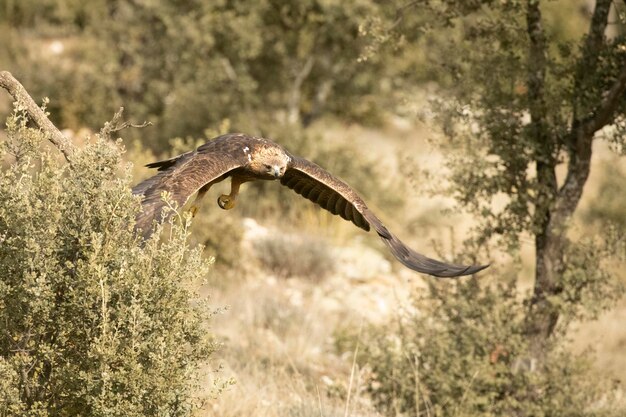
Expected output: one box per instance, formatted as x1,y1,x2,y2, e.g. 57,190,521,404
132,133,488,278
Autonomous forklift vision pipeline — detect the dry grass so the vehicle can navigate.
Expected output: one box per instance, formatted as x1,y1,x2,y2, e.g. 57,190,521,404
199,276,384,417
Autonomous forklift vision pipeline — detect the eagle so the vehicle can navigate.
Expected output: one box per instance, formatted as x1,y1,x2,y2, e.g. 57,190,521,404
132,133,487,278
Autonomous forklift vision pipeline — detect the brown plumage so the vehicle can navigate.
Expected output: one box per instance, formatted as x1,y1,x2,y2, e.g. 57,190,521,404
132,133,488,278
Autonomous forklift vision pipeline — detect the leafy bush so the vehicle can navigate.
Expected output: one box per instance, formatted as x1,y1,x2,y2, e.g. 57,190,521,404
0,107,215,416
353,276,623,417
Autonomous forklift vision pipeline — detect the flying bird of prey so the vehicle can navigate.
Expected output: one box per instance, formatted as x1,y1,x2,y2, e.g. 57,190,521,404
132,133,487,278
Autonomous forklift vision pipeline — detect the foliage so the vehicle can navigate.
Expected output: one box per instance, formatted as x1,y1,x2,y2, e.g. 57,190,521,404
364,0,626,348
0,106,215,416
1,0,393,149
356,276,623,417
403,0,626,248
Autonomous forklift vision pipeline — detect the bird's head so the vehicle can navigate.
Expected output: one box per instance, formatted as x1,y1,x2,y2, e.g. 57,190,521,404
247,145,290,179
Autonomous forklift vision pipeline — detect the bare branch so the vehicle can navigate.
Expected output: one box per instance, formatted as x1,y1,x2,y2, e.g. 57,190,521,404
100,107,152,137
0,71,75,161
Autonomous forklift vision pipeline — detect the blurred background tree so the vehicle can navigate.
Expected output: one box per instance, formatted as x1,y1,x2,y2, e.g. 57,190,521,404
0,0,394,148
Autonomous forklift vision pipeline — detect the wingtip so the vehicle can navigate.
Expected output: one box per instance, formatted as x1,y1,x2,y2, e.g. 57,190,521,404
378,230,490,278
429,263,489,278
450,263,490,278
474,263,490,273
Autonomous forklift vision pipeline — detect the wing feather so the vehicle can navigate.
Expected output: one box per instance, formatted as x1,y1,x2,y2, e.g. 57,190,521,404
334,198,345,218
326,193,340,215
284,176,300,188
301,184,315,199
132,134,249,238
306,184,323,201
342,200,353,221
293,180,309,194
281,155,487,278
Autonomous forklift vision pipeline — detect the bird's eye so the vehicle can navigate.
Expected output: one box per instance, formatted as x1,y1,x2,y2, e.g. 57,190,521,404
264,164,272,169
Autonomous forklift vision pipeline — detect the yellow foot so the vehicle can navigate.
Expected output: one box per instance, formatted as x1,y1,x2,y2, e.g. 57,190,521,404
217,195,236,210
189,205,199,218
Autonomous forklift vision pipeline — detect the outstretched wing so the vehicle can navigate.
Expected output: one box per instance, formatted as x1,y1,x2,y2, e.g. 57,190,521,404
132,134,249,237
281,155,488,278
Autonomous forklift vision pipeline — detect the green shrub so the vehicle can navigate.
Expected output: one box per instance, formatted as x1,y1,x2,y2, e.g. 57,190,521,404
354,276,622,417
0,107,215,416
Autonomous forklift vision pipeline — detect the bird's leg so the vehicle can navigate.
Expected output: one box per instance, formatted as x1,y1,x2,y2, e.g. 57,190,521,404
218,177,244,210
189,185,211,218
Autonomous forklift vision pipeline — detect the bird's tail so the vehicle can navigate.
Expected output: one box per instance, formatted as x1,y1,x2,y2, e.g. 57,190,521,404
145,151,193,171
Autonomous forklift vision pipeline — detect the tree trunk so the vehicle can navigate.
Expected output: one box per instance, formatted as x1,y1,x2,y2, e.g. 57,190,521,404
525,0,560,358
523,0,625,358
287,56,315,125
527,127,593,357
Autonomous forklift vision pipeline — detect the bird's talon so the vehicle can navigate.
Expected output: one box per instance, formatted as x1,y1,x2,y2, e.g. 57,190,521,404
218,195,235,210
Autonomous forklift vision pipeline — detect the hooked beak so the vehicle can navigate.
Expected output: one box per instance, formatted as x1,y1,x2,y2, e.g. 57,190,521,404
272,166,281,178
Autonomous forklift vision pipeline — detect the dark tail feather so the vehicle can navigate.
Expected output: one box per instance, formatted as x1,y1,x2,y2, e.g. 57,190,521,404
145,156,179,171
145,150,194,171
380,233,489,277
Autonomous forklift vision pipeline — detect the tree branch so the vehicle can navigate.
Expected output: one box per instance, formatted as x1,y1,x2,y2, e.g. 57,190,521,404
100,107,151,138
526,0,556,187
525,0,562,358
390,1,421,30
526,0,549,135
584,63,626,133
0,71,75,161
556,0,621,217
554,62,626,229
583,0,612,58
572,0,612,122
